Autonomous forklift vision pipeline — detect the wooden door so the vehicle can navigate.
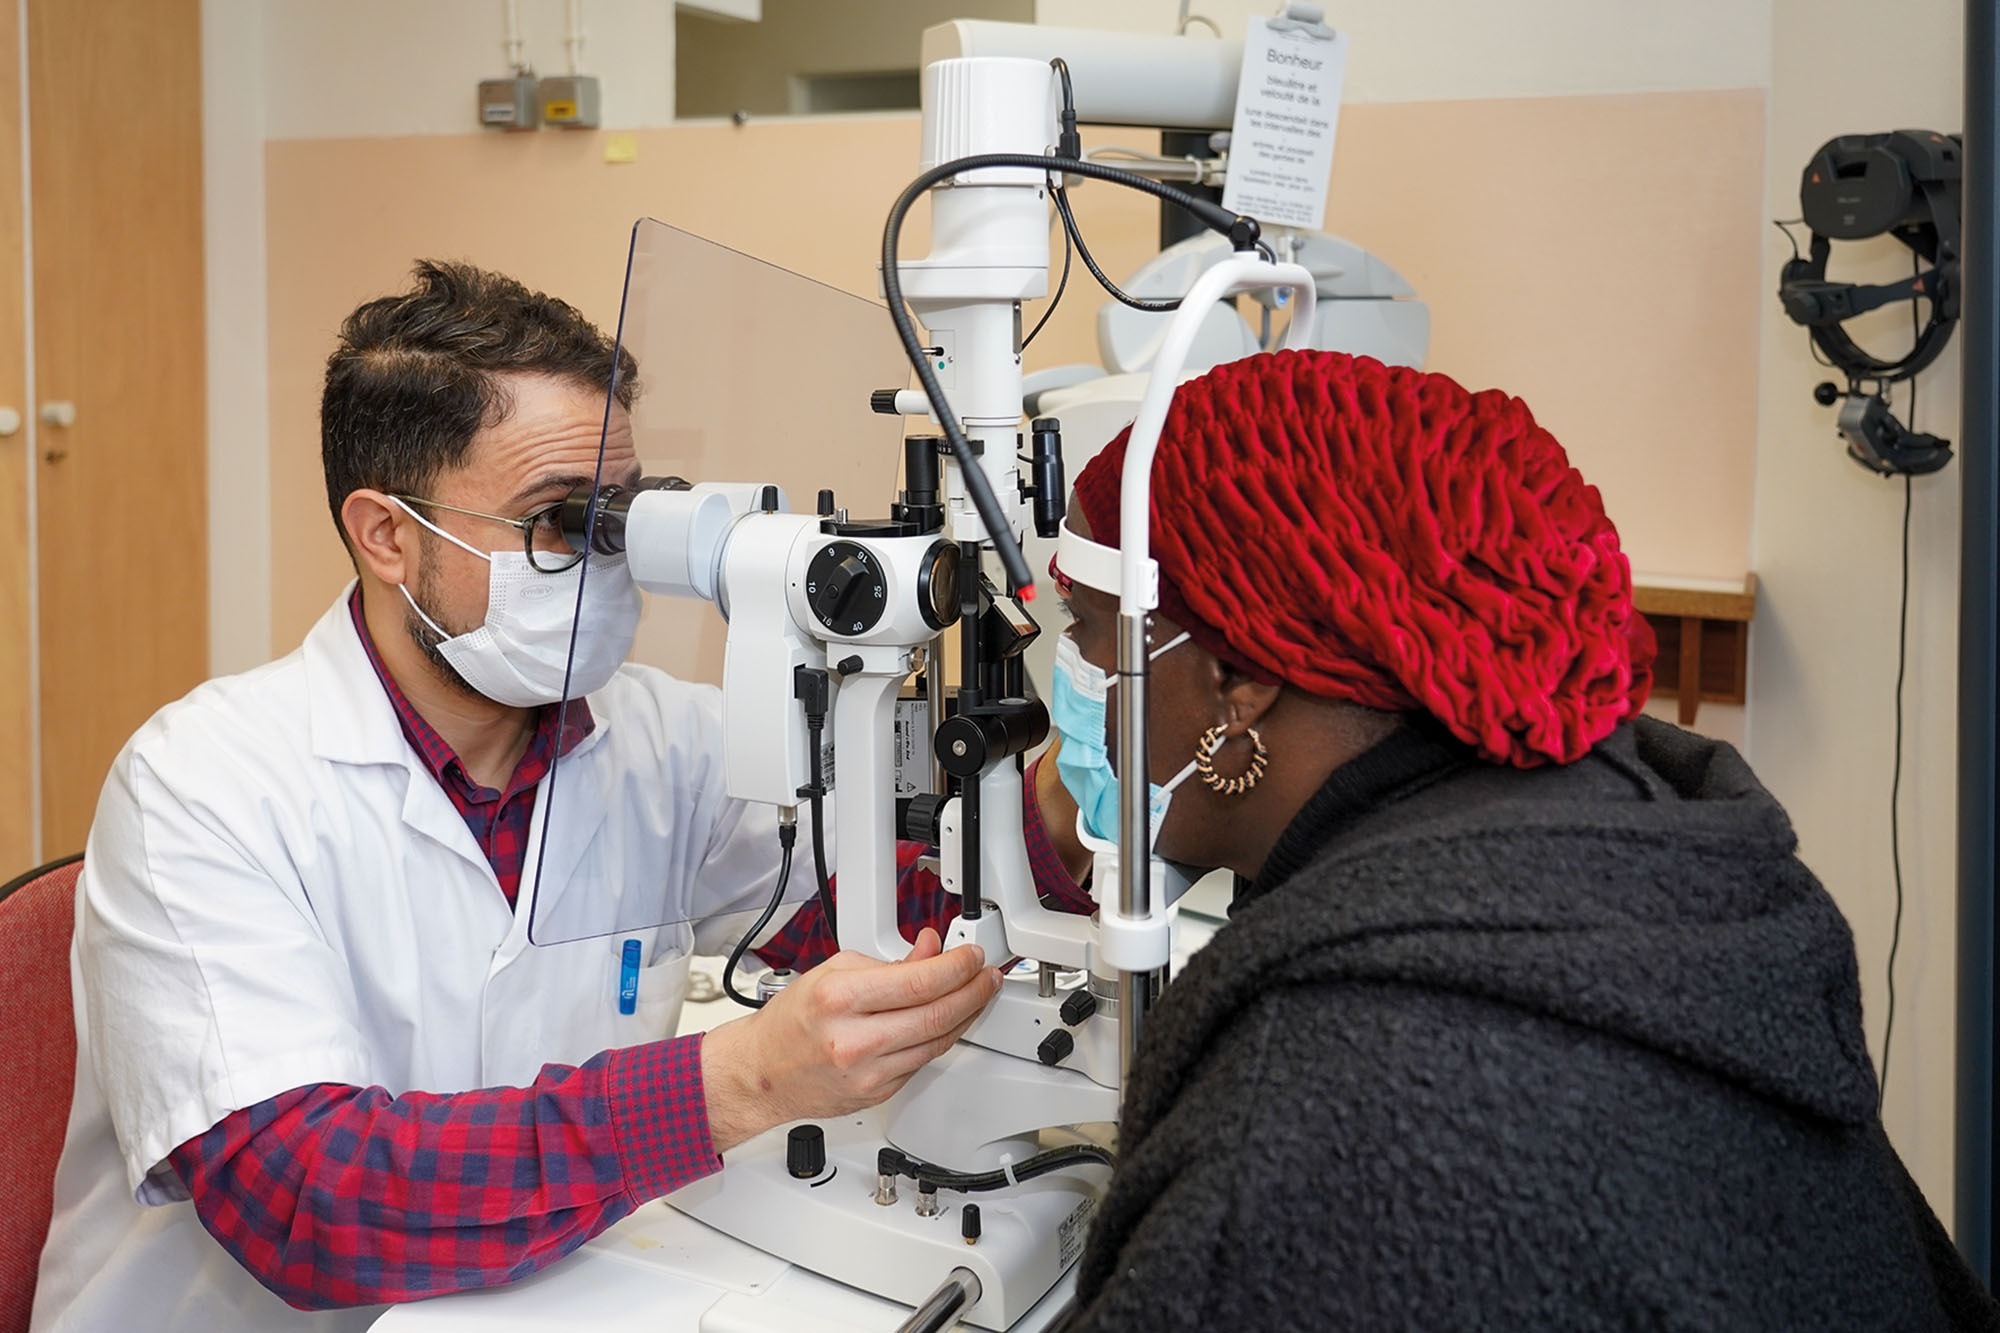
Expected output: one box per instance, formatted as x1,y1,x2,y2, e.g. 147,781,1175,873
1,0,33,874
28,0,206,853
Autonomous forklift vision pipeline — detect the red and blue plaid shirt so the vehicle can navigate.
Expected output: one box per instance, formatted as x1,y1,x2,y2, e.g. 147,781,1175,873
167,590,1088,1310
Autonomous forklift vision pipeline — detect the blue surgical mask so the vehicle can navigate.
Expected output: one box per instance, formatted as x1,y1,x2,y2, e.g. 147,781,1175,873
1049,630,1195,849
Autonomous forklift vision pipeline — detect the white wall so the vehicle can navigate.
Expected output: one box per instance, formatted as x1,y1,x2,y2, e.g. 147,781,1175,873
1752,0,1964,1217
677,0,1032,120
204,0,271,674
260,0,676,139
248,0,1777,139
205,0,684,668
1034,0,1770,101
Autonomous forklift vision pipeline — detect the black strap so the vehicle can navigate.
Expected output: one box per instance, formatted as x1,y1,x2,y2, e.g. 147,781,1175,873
1803,225,1957,383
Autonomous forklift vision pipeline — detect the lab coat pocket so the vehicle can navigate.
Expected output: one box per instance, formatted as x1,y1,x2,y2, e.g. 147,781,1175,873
604,943,690,1047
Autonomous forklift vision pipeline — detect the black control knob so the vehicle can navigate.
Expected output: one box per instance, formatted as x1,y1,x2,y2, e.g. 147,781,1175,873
804,540,888,636
787,1124,826,1179
1059,989,1097,1026
962,1203,982,1245
1036,1030,1075,1067
817,553,870,619
899,792,949,846
934,715,990,777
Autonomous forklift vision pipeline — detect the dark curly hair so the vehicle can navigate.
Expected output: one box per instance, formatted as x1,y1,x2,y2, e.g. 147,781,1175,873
320,260,638,553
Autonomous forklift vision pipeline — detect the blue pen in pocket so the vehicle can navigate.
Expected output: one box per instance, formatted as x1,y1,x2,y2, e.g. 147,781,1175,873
618,938,641,1015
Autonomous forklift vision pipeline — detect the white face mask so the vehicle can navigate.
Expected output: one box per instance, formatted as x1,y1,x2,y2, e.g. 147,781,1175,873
392,497,642,708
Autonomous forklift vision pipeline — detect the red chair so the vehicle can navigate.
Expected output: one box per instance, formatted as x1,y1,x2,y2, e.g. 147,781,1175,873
0,854,82,1333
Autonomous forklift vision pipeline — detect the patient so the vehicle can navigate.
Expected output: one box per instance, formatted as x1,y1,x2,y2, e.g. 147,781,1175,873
1046,350,1996,1330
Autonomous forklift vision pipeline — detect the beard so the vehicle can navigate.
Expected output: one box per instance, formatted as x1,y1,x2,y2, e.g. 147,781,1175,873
403,541,485,701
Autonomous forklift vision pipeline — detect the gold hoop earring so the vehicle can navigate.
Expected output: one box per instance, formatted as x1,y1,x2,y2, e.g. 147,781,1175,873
1194,725,1268,796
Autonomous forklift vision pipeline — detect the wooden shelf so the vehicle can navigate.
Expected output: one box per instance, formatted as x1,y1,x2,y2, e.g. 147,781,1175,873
1632,575,1757,727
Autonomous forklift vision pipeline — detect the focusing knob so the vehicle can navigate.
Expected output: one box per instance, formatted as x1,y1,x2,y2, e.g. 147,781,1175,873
787,1124,827,1179
900,792,949,845
935,715,989,778
1059,989,1097,1026
804,540,888,636
1036,1030,1075,1067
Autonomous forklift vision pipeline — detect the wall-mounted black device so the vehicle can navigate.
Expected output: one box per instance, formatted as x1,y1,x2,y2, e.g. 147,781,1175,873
1778,129,1963,475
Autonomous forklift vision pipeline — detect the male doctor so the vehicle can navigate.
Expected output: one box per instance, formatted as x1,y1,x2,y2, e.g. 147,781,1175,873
31,262,1091,1331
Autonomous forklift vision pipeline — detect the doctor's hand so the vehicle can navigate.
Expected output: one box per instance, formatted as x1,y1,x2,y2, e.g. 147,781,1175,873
699,928,1001,1155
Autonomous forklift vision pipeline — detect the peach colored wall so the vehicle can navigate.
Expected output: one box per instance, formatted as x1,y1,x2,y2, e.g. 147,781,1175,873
265,89,1764,657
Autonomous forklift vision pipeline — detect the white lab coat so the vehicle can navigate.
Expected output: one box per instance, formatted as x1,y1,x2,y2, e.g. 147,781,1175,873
29,590,787,1333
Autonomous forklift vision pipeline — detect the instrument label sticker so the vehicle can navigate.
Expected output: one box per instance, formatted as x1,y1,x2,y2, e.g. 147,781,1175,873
1059,1196,1097,1267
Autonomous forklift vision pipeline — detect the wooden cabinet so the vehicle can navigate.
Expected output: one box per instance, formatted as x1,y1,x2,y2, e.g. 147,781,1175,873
1634,576,1758,727
1,0,208,870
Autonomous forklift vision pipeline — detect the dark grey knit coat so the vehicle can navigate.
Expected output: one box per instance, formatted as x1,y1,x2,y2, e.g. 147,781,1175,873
1062,717,1997,1331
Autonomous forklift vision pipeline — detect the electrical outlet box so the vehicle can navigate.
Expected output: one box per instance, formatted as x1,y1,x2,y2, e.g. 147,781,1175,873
478,76,541,130
539,75,601,129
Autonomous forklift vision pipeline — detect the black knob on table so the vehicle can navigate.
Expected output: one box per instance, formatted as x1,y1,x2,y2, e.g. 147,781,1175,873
787,1124,826,1179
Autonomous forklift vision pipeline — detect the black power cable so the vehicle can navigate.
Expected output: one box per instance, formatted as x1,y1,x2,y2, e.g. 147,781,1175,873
1021,202,1074,351
880,1142,1115,1194
793,667,837,937
723,820,797,1010
1052,183,1180,314
806,714,837,933
1881,468,1912,1107
1879,261,1922,1108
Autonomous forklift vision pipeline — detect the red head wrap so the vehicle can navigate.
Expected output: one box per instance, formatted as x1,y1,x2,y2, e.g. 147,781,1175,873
1070,349,1655,768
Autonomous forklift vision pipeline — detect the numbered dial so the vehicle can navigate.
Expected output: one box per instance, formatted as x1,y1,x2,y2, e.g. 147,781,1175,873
804,540,888,636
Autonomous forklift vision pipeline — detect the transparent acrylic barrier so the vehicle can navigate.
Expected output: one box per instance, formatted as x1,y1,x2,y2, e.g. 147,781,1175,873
527,219,912,945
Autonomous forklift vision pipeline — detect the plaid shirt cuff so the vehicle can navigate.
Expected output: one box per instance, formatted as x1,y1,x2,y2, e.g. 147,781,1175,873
606,1034,723,1203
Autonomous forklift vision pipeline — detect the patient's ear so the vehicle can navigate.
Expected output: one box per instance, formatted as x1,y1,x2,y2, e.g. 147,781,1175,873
1215,663,1281,738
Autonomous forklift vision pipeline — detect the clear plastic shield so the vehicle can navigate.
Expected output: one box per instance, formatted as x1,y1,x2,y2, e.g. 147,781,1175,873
525,219,911,946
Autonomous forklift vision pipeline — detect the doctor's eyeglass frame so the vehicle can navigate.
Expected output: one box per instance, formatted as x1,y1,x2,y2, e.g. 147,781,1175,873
390,493,587,573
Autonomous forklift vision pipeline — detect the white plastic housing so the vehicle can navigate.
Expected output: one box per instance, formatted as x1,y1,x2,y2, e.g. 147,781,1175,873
922,20,1243,130
713,510,823,809
828,651,915,961
921,56,1057,188
896,56,1056,549
622,484,743,600
671,1048,1113,1330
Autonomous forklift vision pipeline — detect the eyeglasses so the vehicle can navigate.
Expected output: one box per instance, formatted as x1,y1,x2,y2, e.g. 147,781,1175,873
390,494,585,573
